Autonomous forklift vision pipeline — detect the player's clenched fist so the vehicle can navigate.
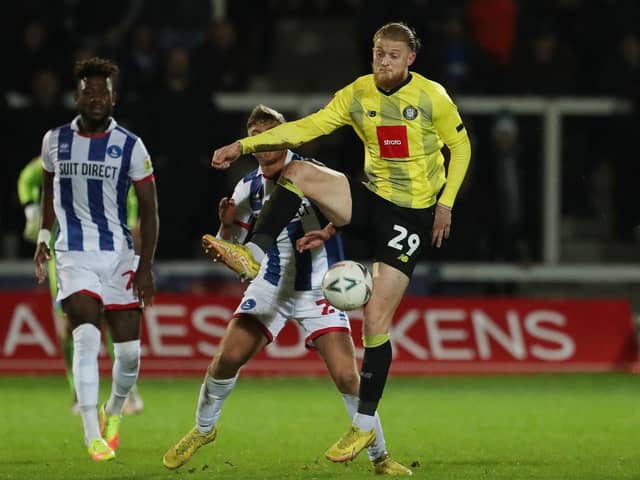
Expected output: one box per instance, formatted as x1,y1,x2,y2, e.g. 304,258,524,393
211,141,243,169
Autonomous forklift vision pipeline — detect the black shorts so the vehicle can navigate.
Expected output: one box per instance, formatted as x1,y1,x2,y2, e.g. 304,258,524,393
342,177,434,278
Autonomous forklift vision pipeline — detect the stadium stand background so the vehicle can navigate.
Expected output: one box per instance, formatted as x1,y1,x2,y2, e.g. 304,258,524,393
1,0,639,302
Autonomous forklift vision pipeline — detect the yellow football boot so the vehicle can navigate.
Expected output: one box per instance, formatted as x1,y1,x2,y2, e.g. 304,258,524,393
87,437,115,462
325,425,376,462
202,234,260,281
99,404,121,451
162,426,218,470
372,453,414,475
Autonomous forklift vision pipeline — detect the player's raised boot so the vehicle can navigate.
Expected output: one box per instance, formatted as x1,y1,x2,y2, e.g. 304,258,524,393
87,437,115,462
372,453,414,475
162,426,218,470
325,425,376,462
202,234,260,281
99,404,121,451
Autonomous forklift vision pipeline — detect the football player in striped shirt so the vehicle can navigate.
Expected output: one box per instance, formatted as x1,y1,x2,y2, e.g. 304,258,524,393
209,22,472,462
19,155,145,416
163,105,411,475
33,58,158,461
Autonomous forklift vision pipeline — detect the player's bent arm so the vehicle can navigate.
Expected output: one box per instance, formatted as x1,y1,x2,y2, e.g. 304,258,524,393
216,197,237,241
217,221,248,243
39,170,56,237
217,183,253,243
133,178,158,268
438,134,471,208
432,87,472,208
133,178,159,305
34,170,56,283
239,89,351,154
296,223,337,252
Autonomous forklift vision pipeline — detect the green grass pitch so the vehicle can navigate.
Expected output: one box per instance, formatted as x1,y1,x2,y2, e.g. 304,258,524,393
0,374,638,479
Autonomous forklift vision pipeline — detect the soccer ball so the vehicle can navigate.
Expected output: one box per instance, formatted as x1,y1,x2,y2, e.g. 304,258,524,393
321,260,373,311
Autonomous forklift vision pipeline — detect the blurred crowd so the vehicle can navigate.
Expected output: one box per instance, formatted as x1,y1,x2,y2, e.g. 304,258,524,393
1,0,639,262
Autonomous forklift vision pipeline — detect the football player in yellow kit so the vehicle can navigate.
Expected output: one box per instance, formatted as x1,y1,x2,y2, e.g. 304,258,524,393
208,22,471,464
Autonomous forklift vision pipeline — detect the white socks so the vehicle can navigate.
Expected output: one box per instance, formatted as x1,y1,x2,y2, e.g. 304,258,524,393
72,324,101,445
341,394,387,461
106,340,141,416
195,374,238,433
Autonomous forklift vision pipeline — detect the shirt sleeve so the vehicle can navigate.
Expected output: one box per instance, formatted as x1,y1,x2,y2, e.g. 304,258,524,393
432,86,472,207
129,138,154,182
239,84,353,154
41,130,55,173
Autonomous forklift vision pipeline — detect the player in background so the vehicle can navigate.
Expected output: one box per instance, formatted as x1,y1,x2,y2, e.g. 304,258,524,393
208,22,472,462
162,105,412,476
33,57,158,461
19,156,144,415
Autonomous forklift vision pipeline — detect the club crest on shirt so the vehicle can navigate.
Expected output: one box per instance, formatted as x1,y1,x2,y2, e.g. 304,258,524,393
107,145,123,158
241,298,256,310
403,105,418,120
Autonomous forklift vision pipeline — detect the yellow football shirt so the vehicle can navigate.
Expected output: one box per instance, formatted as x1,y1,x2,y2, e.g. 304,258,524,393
239,72,471,209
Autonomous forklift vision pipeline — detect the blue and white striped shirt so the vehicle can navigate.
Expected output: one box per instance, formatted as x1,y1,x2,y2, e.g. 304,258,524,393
224,151,344,291
42,116,154,252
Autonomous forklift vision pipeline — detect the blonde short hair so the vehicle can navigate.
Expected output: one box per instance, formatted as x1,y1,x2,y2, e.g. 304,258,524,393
246,104,286,129
373,22,421,53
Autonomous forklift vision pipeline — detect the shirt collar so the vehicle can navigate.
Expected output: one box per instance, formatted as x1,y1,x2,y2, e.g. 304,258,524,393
70,115,118,133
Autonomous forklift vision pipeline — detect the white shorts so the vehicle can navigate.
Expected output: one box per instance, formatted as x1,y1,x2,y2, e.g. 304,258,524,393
55,248,140,310
233,281,350,348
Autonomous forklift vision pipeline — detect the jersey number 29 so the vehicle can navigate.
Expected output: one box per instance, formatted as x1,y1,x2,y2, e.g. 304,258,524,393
387,225,420,256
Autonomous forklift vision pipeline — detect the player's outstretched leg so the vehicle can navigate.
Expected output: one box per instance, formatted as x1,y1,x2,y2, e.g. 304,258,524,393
202,234,260,281
342,394,413,474
163,427,218,469
163,374,237,469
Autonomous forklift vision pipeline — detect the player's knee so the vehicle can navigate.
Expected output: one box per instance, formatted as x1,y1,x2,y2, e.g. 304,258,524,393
114,340,140,371
334,369,360,395
209,349,244,378
282,159,312,185
72,323,101,353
